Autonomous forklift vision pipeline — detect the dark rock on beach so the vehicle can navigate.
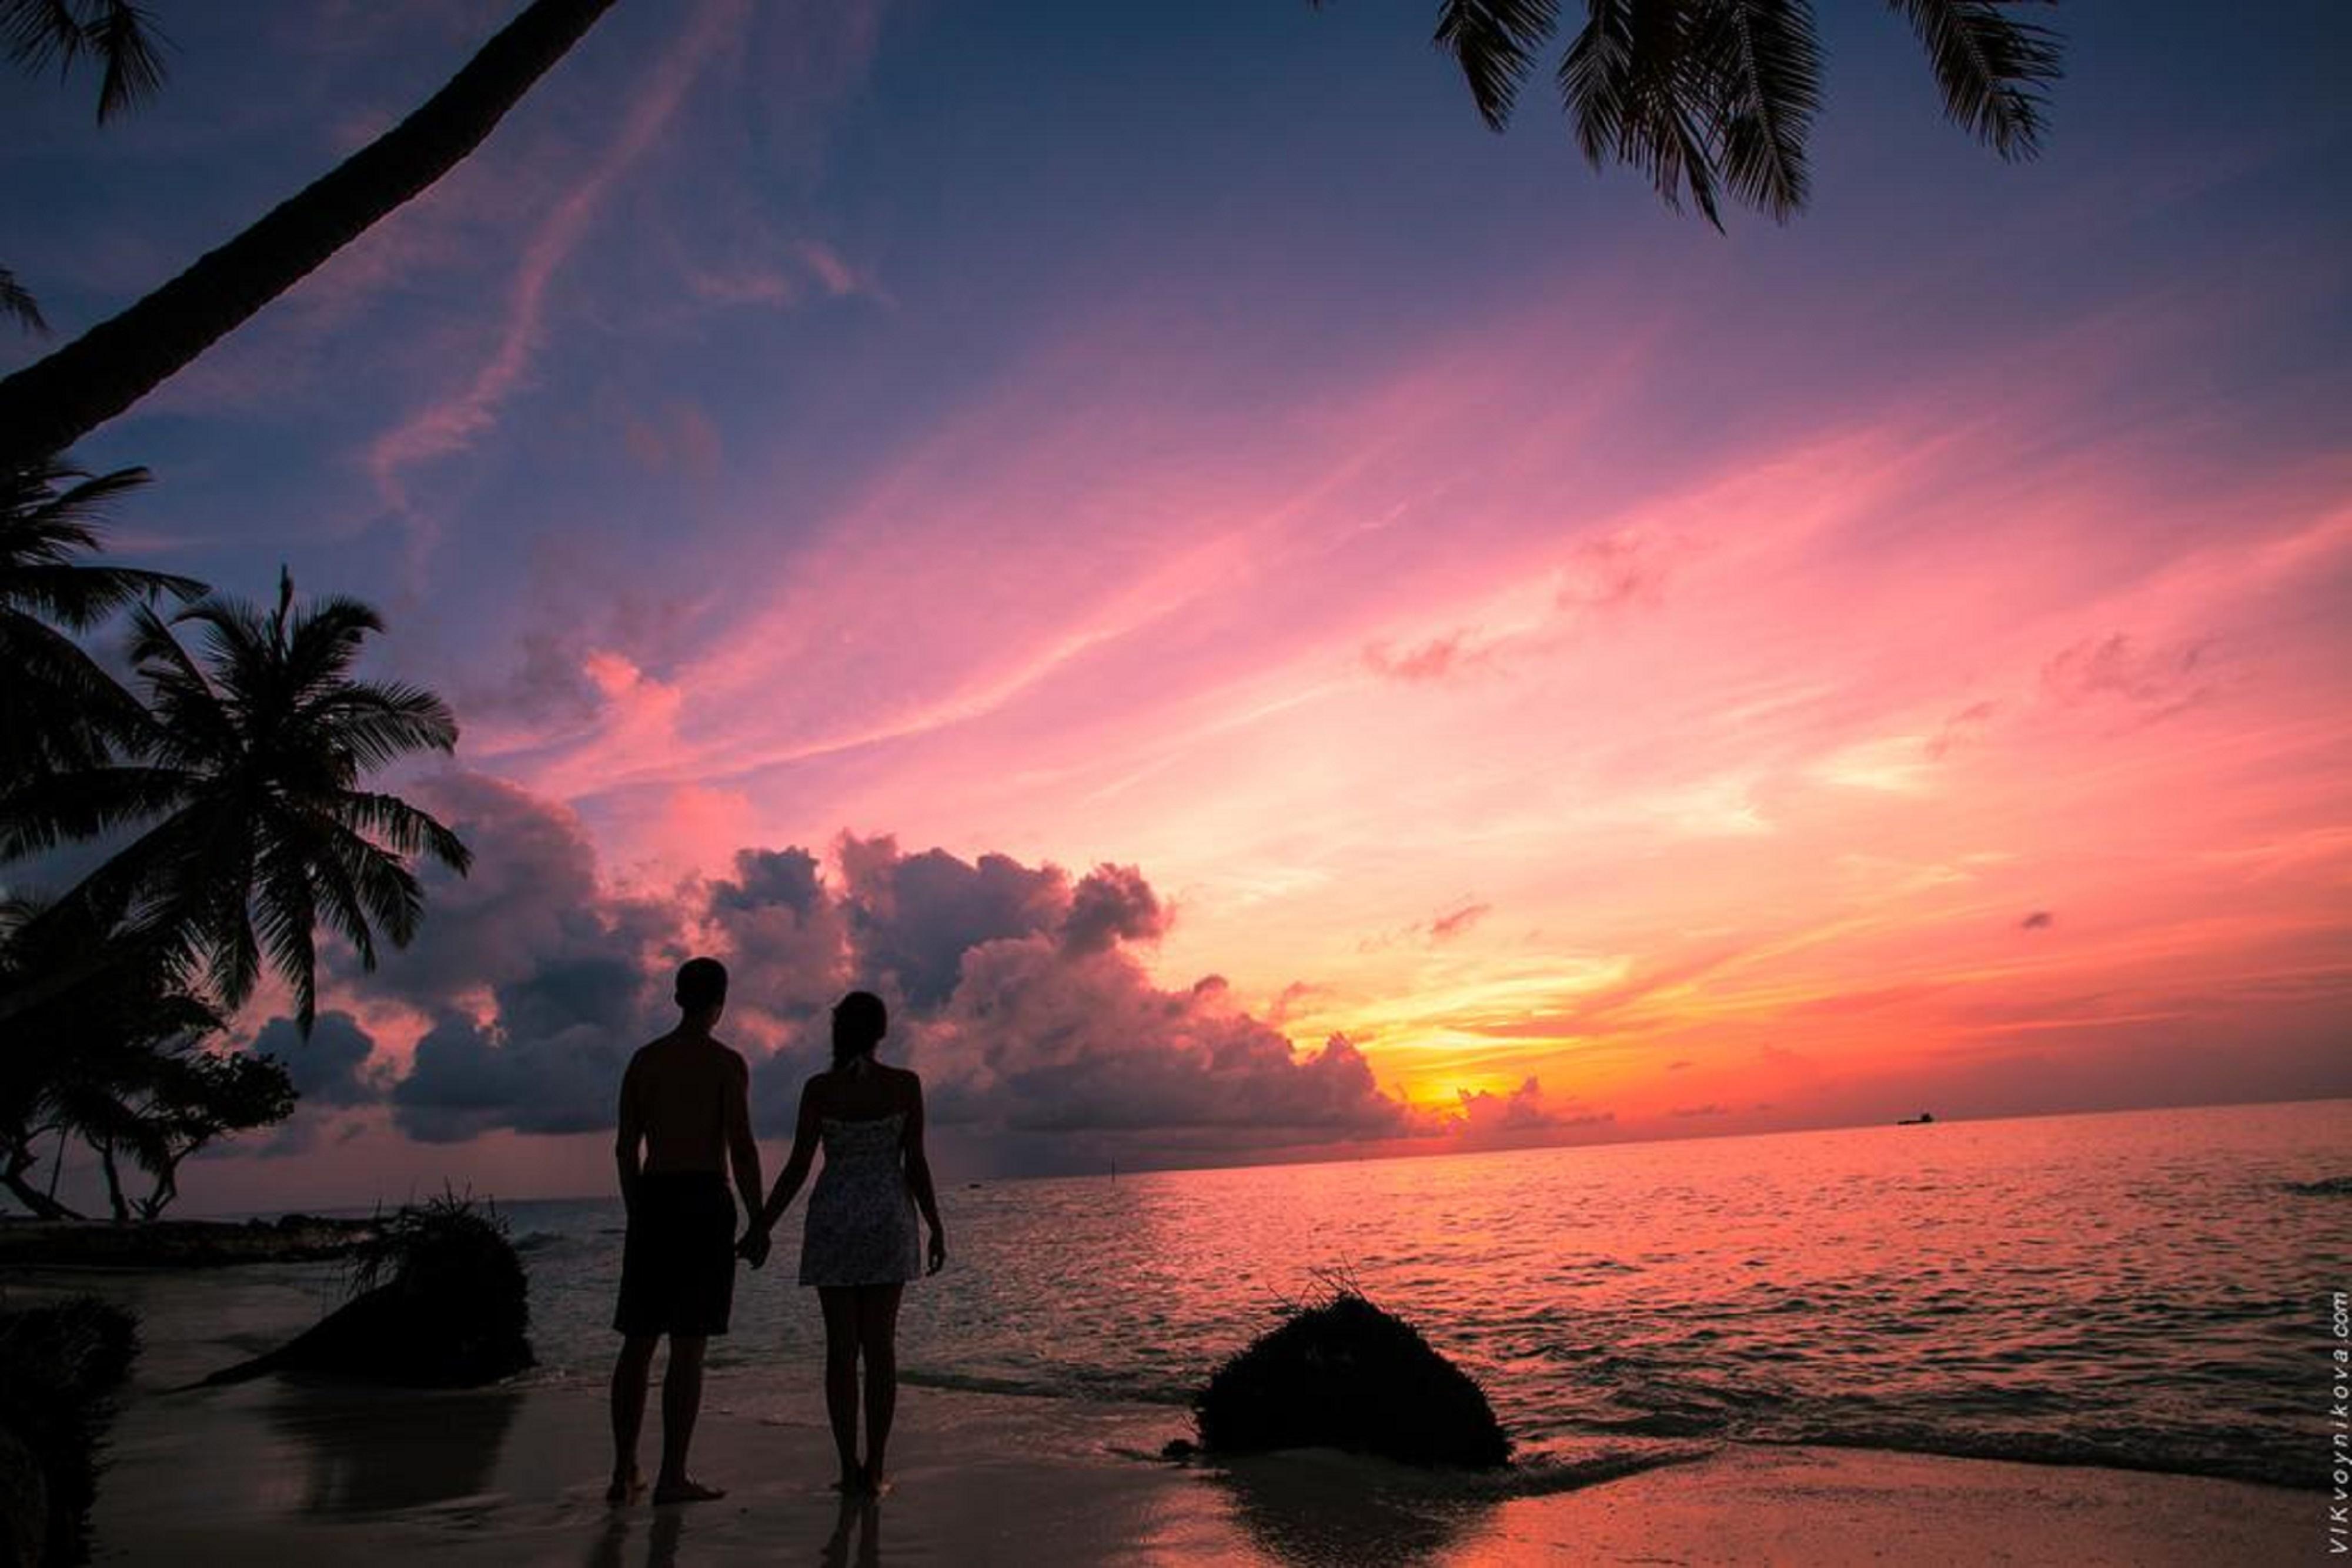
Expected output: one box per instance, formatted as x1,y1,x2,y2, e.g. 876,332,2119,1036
1194,1290,1511,1469
0,1298,140,1567
202,1196,532,1389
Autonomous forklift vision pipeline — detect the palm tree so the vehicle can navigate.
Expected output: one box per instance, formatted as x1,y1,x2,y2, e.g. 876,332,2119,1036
0,571,472,1031
0,894,222,1219
0,1,2063,467
0,0,619,465
0,456,203,778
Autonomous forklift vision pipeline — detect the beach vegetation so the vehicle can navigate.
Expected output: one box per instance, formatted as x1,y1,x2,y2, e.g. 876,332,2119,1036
0,1,2065,466
0,566,472,1031
203,1191,534,1388
0,1296,140,1566
0,469,466,1219
1194,1288,1512,1469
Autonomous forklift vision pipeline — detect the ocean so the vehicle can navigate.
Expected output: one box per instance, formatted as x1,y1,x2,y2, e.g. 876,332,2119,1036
211,1100,2352,1492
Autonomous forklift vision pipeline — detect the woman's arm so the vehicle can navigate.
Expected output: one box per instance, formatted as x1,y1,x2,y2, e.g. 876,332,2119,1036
903,1075,947,1274
740,1078,821,1266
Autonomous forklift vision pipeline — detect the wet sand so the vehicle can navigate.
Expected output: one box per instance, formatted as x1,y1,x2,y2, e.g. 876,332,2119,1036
89,1370,2312,1566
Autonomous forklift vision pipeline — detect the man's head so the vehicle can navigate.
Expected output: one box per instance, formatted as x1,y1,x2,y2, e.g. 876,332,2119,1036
675,957,729,1023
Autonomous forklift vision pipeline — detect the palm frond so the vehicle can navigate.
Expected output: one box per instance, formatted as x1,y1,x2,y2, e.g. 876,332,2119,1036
87,0,165,122
1883,0,2060,159
332,790,472,876
253,840,319,1032
307,683,462,770
290,820,380,974
1558,0,1725,225
1,1,83,71
0,266,44,335
4,1,168,122
0,615,156,771
126,602,235,760
1693,0,1822,221
0,764,188,862
1434,0,1559,132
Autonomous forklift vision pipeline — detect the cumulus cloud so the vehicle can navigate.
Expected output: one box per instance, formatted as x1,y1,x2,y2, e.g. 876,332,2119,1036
913,942,1406,1137
1452,1076,1611,1138
252,1011,381,1107
328,780,1414,1155
1060,863,1169,955
838,836,1068,1008
356,773,683,1142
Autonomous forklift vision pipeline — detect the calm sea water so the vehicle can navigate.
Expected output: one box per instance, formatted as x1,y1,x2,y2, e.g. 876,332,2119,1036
485,1101,2344,1490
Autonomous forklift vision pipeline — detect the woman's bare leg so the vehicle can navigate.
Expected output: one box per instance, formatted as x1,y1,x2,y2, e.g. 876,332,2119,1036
856,1284,906,1490
819,1286,863,1490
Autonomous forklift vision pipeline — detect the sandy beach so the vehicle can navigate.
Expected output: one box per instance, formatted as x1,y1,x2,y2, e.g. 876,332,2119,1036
86,1370,2316,1566
51,1258,2314,1568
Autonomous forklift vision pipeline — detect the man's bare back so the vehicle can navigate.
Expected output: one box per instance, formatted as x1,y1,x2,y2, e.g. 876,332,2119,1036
620,1029,751,1175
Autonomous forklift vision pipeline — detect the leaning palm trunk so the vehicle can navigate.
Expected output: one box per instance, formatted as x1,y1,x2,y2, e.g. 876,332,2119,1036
0,0,619,467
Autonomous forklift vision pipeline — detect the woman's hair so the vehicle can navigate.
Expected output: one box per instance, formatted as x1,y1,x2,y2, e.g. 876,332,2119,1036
831,990,888,1067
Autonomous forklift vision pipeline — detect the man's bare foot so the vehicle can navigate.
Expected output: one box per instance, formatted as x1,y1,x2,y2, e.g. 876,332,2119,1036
605,1466,644,1505
651,1476,726,1505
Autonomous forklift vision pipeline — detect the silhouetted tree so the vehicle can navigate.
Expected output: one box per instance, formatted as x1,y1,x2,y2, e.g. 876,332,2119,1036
0,0,2063,466
78,1044,295,1220
0,896,222,1219
0,571,472,1031
0,457,202,779
0,0,617,463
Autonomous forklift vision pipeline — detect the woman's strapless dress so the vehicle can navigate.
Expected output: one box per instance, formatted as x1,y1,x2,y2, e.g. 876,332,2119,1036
799,1112,922,1286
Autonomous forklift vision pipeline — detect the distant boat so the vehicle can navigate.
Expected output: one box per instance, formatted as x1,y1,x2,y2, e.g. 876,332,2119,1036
1897,1111,1937,1125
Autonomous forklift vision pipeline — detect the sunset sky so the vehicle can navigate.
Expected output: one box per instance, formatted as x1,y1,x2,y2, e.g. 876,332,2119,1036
5,0,2347,1209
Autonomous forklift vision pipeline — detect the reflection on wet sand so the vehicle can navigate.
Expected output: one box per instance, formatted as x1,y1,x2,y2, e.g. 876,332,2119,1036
265,1383,522,1516
1215,1453,1496,1568
821,1492,882,1568
586,1506,684,1568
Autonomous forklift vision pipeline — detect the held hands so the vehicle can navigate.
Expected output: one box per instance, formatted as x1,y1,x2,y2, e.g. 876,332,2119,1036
927,1227,947,1276
736,1221,772,1270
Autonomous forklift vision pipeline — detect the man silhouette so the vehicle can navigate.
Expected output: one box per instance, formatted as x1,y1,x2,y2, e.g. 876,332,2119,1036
608,957,763,1504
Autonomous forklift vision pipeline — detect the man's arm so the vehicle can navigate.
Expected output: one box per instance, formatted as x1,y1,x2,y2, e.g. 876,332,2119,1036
723,1051,764,1229
614,1054,644,1214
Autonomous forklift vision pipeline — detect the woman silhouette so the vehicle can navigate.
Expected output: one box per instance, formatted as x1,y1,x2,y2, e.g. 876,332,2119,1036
740,991,946,1495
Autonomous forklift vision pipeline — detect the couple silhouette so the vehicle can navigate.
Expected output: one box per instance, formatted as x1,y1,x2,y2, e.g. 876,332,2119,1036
607,960,947,1505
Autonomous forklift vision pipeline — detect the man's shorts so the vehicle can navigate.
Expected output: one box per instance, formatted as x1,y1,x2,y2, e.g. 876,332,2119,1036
613,1171,737,1337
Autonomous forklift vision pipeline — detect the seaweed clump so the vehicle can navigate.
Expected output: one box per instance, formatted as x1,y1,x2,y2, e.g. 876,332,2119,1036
0,1298,141,1566
1194,1290,1511,1469
203,1191,532,1388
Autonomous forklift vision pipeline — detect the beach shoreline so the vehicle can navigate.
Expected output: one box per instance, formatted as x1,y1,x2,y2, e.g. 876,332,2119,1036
84,1367,2314,1566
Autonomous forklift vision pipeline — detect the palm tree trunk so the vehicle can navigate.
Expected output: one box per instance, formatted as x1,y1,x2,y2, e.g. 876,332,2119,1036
97,1139,130,1224
1,1135,76,1220
0,0,620,467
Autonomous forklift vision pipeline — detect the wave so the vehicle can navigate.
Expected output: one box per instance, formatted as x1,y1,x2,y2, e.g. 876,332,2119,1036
2282,1175,2352,1196
1703,1415,2311,1491
897,1366,1193,1407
